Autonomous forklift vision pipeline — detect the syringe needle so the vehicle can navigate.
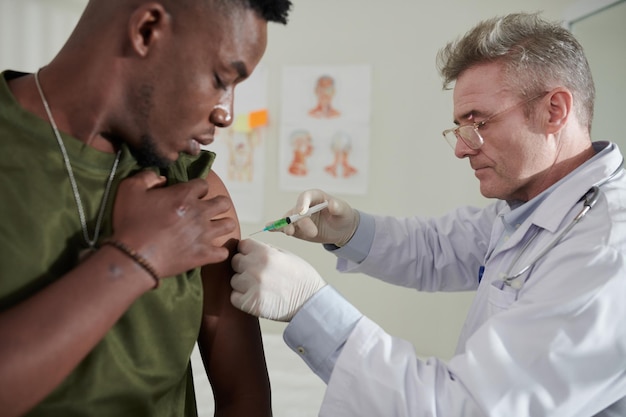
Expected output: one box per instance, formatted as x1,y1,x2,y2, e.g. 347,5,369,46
249,201,329,236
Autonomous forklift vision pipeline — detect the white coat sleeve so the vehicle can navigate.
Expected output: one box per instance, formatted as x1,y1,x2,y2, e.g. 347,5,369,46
336,203,502,292
320,316,485,417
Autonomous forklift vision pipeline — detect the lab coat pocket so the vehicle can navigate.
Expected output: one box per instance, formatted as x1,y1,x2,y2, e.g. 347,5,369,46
487,280,519,316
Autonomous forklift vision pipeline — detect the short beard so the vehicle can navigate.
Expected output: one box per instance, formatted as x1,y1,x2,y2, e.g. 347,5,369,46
130,134,171,169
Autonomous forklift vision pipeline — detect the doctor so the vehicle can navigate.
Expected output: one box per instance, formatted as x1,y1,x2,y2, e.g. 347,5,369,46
230,12,626,417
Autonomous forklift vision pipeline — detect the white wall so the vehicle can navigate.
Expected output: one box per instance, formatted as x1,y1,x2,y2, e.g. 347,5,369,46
566,0,626,151
0,0,85,72
1,0,581,360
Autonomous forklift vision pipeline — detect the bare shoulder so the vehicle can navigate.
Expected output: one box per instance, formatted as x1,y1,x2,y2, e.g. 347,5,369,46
204,169,230,199
203,170,240,243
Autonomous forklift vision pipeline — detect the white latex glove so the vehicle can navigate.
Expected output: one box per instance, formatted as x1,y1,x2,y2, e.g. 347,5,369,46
280,188,359,247
230,239,327,322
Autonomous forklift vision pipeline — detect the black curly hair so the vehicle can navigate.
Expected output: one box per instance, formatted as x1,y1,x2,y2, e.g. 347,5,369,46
216,0,292,24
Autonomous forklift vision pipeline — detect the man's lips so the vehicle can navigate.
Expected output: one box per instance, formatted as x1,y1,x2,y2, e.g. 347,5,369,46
470,160,491,178
469,158,489,171
193,135,214,146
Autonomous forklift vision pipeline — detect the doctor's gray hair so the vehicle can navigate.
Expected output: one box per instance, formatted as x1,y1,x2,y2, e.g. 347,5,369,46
436,12,595,131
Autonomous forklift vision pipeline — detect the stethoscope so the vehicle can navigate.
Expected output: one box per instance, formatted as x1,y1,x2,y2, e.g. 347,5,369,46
499,162,624,290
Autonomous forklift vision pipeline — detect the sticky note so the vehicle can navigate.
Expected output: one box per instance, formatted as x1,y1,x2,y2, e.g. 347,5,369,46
249,109,268,129
232,114,251,133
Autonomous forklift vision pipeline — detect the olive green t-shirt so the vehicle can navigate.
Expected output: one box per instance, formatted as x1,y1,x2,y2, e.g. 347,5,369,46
0,71,215,416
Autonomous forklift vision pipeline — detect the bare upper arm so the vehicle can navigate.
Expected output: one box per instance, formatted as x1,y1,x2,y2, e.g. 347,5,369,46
199,169,240,316
196,171,271,415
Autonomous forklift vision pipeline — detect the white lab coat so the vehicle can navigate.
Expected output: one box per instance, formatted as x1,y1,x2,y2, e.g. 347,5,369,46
319,143,626,416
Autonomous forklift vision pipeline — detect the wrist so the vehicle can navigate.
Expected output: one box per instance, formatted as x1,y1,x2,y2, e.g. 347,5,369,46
335,209,360,247
100,239,160,289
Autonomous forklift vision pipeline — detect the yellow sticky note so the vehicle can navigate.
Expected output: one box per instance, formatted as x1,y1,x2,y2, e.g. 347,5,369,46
232,113,251,133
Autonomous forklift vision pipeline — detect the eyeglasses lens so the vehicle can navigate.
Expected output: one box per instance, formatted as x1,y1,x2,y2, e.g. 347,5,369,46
444,126,482,150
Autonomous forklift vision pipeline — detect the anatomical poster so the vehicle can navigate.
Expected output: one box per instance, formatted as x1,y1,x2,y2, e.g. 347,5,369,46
279,65,371,195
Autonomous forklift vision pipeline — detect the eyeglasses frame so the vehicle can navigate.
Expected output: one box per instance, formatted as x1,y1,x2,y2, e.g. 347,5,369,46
441,92,549,150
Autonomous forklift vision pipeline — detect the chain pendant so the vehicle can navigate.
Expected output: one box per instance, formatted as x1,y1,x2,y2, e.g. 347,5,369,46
78,246,97,263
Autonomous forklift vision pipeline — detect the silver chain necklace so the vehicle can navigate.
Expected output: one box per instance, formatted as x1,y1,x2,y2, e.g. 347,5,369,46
34,69,121,253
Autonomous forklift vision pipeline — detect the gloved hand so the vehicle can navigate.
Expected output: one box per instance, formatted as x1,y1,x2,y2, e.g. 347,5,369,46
230,239,326,322
280,188,359,247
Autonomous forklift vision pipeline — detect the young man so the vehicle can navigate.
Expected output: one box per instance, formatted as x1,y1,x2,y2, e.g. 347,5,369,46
0,0,291,415
230,12,626,416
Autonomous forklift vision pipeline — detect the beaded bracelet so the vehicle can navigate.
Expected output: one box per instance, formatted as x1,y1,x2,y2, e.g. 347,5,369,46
101,239,160,289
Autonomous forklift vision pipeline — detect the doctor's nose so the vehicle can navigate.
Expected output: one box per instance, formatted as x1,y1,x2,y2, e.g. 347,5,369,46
210,103,233,128
454,138,478,159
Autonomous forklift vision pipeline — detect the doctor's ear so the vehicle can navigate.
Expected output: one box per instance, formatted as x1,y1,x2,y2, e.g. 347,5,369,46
543,88,573,135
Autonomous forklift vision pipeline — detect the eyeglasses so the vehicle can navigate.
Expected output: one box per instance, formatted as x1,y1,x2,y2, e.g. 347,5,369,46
441,92,548,150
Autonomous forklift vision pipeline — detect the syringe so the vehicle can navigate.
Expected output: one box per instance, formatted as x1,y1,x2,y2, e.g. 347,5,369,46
250,201,329,235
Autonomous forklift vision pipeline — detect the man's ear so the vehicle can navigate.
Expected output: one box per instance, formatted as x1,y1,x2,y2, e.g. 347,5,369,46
127,3,170,57
544,88,573,135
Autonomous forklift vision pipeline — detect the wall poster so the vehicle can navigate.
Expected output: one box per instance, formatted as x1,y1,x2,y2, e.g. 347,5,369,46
279,65,371,195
